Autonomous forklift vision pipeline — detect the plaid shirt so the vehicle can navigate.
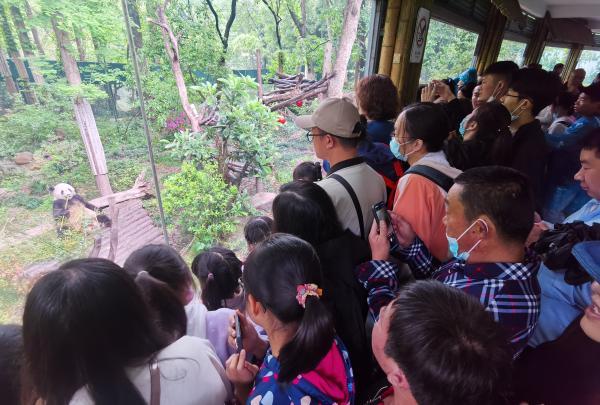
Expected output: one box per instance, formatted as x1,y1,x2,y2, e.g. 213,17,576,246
356,238,541,357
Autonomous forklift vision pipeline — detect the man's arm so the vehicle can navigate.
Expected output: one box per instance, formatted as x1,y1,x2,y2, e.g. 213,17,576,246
355,260,404,320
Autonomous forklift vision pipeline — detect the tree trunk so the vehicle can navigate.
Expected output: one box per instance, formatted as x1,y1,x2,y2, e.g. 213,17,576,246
152,2,200,132
10,5,43,84
0,4,36,103
24,1,44,55
322,0,334,78
73,25,86,61
327,0,363,97
0,48,17,94
52,18,112,196
127,0,143,51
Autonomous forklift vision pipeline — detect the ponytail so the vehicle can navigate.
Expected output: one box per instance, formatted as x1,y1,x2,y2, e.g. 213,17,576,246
191,248,241,311
278,295,334,383
134,271,187,340
243,234,336,384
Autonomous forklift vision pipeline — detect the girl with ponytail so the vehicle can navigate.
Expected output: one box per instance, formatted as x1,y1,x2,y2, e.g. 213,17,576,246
225,233,354,404
191,247,244,311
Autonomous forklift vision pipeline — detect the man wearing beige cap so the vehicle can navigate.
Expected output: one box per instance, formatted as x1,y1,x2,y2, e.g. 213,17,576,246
295,97,386,239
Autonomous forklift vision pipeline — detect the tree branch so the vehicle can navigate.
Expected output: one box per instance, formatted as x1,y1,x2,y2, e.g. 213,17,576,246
223,0,237,50
204,0,226,48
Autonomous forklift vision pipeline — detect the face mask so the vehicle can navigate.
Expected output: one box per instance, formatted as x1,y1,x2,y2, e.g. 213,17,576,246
510,101,527,122
446,219,488,261
390,137,416,162
458,122,466,137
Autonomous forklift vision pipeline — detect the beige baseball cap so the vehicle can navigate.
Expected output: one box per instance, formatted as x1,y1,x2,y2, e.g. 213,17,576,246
294,97,361,138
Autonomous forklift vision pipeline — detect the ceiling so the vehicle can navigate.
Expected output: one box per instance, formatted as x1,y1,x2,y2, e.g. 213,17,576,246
519,0,600,31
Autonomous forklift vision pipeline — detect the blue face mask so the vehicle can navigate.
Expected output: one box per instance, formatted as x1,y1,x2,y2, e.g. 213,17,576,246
390,138,415,162
458,119,467,137
446,219,488,262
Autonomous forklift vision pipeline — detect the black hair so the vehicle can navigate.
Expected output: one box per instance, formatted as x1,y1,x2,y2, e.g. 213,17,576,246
581,128,600,157
509,68,563,115
454,166,534,244
554,91,577,115
474,101,513,166
402,102,450,152
273,180,343,246
445,101,513,170
0,325,24,405
582,82,600,103
243,233,335,383
191,246,242,311
123,244,192,297
244,216,274,246
134,271,187,340
459,82,476,99
482,61,519,83
23,258,169,405
293,161,323,182
385,280,512,405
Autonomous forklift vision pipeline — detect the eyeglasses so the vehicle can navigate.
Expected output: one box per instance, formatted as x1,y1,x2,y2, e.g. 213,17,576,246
306,131,326,142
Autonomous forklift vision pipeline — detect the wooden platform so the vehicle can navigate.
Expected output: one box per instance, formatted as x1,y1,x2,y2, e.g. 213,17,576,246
92,199,165,265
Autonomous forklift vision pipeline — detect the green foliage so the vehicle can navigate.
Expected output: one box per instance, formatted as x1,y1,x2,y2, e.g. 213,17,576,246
540,46,569,72
0,90,77,158
162,162,247,250
143,68,182,133
165,74,280,183
39,139,94,192
577,50,600,86
420,19,479,83
498,39,526,67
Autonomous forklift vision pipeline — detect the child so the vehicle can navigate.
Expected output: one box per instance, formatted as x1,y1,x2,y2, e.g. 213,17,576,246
243,216,274,253
293,161,323,182
191,247,244,311
226,234,354,404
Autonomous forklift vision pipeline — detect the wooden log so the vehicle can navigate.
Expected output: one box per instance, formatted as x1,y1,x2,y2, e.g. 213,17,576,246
269,86,328,111
88,235,102,258
107,197,119,262
89,186,151,209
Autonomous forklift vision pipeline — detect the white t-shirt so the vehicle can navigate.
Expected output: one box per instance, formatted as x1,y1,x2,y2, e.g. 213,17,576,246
69,336,232,405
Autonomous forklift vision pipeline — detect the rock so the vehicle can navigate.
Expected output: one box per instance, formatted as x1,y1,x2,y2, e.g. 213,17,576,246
14,151,33,165
251,192,277,212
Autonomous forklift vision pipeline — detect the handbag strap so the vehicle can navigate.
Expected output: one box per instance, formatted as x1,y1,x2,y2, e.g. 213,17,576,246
149,359,160,405
329,173,365,240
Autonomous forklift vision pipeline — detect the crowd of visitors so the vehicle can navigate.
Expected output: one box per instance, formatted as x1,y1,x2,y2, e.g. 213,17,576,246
2,61,600,405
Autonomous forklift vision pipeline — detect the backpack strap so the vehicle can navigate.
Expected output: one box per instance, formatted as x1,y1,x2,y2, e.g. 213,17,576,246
405,165,454,193
329,174,365,240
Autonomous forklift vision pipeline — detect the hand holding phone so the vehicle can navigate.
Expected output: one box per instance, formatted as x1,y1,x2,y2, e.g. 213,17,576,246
235,314,243,353
372,201,400,251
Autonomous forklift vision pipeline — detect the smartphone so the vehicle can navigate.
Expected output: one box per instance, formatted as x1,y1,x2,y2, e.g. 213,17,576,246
234,314,243,353
372,201,400,251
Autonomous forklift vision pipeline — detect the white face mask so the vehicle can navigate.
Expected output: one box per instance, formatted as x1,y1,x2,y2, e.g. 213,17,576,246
510,101,527,122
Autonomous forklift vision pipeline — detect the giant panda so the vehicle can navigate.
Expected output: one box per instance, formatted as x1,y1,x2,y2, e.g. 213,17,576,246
50,183,111,234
